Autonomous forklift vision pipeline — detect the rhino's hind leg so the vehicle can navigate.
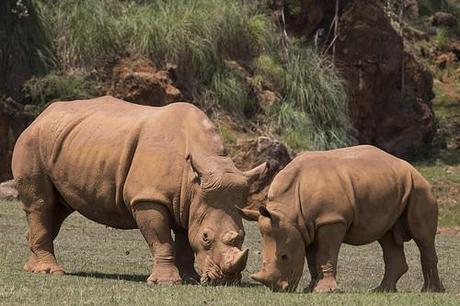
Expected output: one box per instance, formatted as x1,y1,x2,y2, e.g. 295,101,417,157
407,181,445,293
312,223,346,293
414,238,444,293
373,230,408,292
132,202,181,285
19,178,73,275
174,228,200,284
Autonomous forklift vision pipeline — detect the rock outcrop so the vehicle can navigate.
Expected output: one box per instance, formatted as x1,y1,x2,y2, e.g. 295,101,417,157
270,0,436,157
430,12,458,28
106,57,183,106
334,0,435,157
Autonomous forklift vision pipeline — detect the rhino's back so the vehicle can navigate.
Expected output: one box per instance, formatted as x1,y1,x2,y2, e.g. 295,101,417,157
271,145,419,244
12,97,213,228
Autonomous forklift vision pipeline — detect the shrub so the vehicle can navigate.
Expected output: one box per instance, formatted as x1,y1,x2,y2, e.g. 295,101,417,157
22,71,100,113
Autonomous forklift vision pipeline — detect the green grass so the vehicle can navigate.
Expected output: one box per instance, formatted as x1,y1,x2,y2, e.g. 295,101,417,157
1,201,459,305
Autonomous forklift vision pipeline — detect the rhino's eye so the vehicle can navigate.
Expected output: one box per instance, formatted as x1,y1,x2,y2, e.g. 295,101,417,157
201,232,213,249
281,254,288,261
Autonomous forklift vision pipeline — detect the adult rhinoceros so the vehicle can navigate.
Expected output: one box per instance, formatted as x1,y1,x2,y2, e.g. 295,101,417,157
12,96,268,285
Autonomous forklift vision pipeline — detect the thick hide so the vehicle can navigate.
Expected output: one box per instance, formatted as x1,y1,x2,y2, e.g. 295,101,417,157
13,96,263,284
243,145,444,293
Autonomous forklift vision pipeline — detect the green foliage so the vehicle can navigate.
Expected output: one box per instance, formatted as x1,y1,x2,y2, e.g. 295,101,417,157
252,54,285,92
0,0,57,95
435,27,451,50
32,0,354,150
200,69,253,115
281,46,354,149
22,71,100,112
271,103,313,150
253,47,354,150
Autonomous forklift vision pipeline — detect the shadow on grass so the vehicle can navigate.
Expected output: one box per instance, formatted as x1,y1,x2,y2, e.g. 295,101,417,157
238,282,263,288
67,273,264,288
68,271,147,282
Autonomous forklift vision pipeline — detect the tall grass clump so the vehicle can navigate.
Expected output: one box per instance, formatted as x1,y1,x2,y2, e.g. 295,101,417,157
435,27,451,51
199,70,253,115
254,44,353,150
34,0,123,68
1,0,57,96
281,46,353,149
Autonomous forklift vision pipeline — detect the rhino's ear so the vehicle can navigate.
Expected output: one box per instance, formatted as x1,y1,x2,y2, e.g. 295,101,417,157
244,162,269,185
236,206,259,221
188,153,208,179
259,206,280,223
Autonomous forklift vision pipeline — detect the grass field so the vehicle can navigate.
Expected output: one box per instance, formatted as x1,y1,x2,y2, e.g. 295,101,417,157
1,201,459,305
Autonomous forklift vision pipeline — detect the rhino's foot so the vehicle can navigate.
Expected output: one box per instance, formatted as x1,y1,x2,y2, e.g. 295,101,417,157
147,266,182,285
23,255,65,275
313,277,338,293
304,279,318,293
371,285,397,293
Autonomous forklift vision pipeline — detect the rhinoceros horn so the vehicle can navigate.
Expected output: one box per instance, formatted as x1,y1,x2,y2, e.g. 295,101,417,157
243,162,269,184
223,249,249,274
250,271,271,286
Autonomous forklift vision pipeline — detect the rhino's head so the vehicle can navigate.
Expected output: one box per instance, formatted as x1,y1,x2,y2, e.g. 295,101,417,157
187,154,268,285
239,206,305,292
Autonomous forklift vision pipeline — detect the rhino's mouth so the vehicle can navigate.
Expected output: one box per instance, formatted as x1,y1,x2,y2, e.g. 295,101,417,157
199,257,242,286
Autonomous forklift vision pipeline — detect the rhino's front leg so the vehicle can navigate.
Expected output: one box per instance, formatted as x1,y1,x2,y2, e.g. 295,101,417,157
174,228,200,284
304,243,319,292
313,223,346,293
133,202,181,285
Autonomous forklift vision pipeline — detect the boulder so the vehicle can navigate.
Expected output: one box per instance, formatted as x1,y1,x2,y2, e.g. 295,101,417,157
0,180,18,201
107,57,183,106
430,12,458,28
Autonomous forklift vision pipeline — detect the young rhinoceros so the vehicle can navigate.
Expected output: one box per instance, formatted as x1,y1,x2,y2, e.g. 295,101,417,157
12,96,268,285
239,145,444,293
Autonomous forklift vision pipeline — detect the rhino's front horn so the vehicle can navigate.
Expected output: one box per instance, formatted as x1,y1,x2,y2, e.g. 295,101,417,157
224,249,249,274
